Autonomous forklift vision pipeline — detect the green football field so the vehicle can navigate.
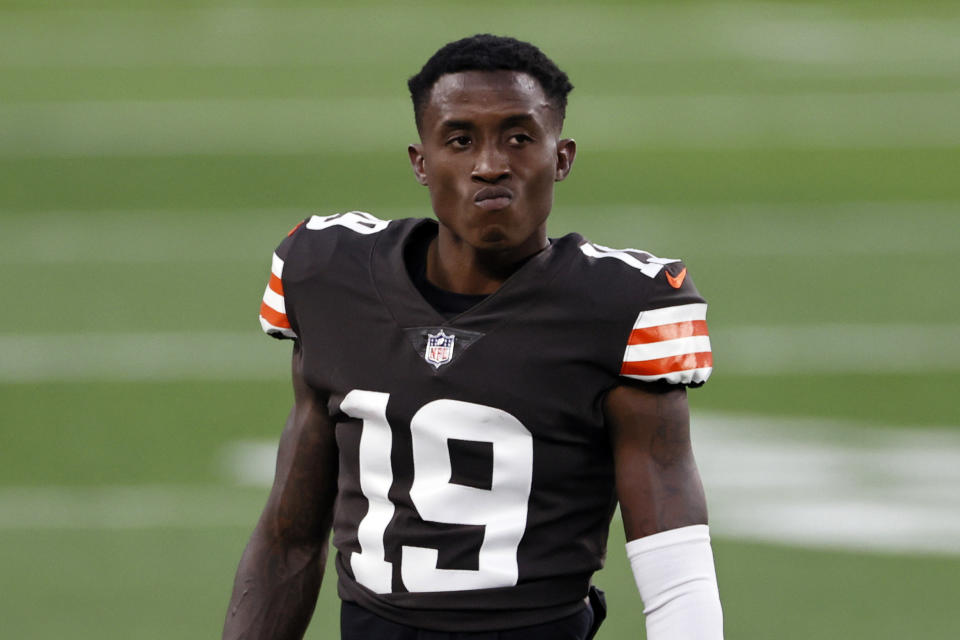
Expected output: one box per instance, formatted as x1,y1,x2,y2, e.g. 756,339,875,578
2,1,959,638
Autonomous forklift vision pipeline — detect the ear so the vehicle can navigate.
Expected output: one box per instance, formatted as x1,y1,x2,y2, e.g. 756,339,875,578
554,138,577,182
408,143,428,186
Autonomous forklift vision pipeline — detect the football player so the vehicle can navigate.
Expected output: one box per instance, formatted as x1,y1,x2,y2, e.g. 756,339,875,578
224,34,723,640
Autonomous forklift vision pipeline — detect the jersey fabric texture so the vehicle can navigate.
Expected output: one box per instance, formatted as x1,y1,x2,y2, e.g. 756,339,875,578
340,599,594,640
257,212,712,631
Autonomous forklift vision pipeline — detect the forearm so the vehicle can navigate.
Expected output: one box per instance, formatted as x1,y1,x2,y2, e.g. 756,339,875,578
222,525,327,640
222,342,339,639
627,525,723,640
605,383,722,637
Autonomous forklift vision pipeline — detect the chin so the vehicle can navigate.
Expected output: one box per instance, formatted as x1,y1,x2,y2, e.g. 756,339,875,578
478,229,508,244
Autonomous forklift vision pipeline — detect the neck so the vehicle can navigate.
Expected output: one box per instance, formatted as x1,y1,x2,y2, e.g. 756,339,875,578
426,229,548,295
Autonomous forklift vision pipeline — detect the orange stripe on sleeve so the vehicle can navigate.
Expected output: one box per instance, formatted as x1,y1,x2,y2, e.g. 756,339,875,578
620,351,713,376
628,320,709,345
268,273,284,296
259,301,291,329
287,220,304,236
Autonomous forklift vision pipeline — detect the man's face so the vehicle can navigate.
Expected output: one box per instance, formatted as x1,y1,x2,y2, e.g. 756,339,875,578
409,71,576,256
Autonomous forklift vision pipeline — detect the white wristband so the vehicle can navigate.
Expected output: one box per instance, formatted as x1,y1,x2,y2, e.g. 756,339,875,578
626,524,724,639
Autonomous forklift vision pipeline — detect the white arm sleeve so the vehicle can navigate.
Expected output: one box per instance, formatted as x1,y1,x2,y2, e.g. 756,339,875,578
626,524,724,639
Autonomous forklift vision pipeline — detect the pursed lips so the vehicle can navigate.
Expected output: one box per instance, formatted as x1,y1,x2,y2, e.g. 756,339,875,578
473,186,513,211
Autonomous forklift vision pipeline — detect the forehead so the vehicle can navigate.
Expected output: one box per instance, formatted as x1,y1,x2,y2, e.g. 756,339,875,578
422,70,555,128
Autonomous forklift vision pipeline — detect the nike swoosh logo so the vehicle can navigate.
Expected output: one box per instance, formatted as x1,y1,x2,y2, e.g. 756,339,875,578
665,267,687,289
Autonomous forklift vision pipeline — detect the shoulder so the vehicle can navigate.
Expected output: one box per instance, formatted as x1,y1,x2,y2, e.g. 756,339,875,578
259,212,420,340
557,236,705,312
277,212,433,281
571,238,691,293
277,211,403,279
557,236,713,386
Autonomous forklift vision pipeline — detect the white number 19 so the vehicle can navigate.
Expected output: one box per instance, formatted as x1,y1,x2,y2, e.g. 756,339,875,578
341,390,533,594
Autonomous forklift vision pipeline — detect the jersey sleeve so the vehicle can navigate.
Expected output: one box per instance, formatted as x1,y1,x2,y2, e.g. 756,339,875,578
258,219,305,340
618,262,713,386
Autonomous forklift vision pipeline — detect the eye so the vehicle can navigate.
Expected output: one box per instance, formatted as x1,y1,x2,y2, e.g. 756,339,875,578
508,133,533,146
447,135,472,148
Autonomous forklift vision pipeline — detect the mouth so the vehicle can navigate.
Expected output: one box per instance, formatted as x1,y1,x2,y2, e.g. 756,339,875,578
473,186,513,211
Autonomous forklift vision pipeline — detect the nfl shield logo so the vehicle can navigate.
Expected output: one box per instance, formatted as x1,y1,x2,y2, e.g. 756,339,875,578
425,330,455,368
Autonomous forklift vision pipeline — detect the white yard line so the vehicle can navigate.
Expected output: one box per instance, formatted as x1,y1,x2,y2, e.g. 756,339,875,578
557,201,960,257
1,5,957,68
0,485,264,530
4,413,958,556
2,201,957,264
570,91,960,150
692,414,960,555
716,325,960,374
219,414,960,555
222,414,960,554
0,332,289,382
3,91,960,156
1,325,958,382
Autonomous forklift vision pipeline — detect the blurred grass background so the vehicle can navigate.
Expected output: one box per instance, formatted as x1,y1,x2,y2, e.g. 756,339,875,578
1,0,958,638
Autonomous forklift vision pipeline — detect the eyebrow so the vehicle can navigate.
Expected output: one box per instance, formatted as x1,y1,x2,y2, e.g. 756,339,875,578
439,119,474,131
501,114,537,128
439,113,538,131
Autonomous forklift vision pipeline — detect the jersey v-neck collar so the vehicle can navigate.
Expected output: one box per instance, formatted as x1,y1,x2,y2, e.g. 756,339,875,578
370,218,573,332
404,223,489,319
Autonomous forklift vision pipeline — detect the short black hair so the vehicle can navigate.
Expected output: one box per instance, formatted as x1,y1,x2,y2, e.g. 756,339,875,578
408,34,574,131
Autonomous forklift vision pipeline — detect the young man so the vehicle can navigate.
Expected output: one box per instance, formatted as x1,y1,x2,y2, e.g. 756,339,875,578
224,35,723,639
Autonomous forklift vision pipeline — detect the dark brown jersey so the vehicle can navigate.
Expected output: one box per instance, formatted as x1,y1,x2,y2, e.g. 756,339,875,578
257,212,712,631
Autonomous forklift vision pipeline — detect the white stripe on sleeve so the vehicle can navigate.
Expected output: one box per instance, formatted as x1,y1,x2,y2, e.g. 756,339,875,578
271,253,285,278
631,303,707,330
261,286,286,315
623,335,713,363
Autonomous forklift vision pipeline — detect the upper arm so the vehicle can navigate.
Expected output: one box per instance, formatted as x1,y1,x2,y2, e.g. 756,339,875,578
258,342,338,546
604,381,707,542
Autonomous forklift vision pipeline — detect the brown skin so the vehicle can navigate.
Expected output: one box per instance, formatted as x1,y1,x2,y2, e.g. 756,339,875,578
606,381,708,540
222,344,338,639
223,70,707,639
408,71,576,294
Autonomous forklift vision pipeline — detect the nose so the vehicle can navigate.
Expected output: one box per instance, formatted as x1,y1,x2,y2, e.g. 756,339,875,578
472,142,510,183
